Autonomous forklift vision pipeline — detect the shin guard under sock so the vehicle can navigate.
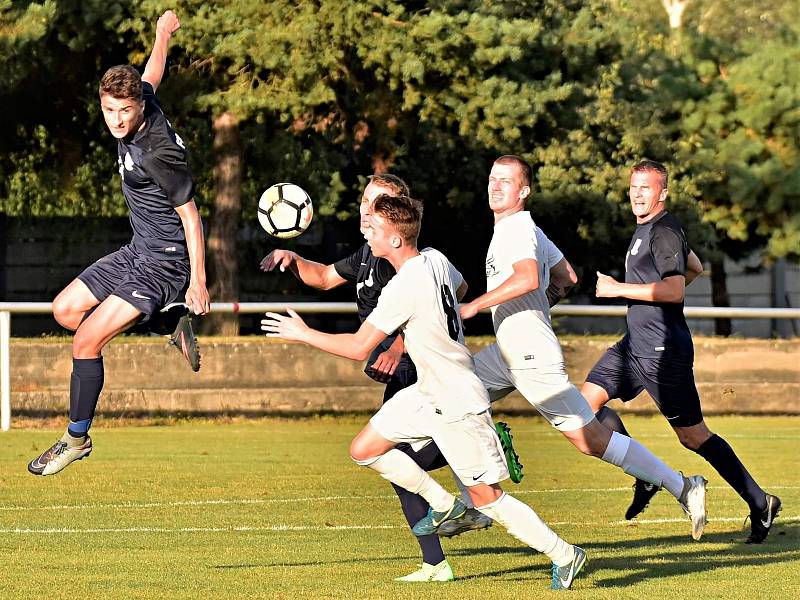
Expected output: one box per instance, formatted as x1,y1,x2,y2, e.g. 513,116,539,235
67,357,104,438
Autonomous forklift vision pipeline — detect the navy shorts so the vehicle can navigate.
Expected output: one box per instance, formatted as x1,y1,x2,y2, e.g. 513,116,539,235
77,245,190,323
585,341,703,427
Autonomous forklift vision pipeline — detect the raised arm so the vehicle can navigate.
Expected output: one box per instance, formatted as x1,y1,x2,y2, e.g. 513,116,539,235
142,10,181,92
260,250,347,290
262,309,387,361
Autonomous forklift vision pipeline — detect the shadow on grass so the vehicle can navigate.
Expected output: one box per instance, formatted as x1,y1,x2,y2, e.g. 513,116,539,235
444,522,800,586
210,522,798,585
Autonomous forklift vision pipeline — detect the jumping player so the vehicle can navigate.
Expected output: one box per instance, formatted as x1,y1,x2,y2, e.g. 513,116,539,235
581,160,781,543
260,175,491,582
459,155,708,540
263,195,587,590
28,11,210,476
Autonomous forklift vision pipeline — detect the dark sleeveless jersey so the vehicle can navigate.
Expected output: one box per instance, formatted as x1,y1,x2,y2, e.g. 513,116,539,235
334,242,411,362
623,211,693,359
116,82,195,261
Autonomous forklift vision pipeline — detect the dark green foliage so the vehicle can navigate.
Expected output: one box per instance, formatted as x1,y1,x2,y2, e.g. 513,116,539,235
1,0,797,291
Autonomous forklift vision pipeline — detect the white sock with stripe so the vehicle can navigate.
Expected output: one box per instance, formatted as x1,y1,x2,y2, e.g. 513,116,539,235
601,431,684,498
356,449,453,511
477,493,574,566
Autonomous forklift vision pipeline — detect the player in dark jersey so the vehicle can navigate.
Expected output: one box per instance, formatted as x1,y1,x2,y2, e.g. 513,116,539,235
581,160,781,543
28,11,210,477
260,174,491,582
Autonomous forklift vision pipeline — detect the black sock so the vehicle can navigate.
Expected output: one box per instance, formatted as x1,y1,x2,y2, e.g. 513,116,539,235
391,482,445,565
595,406,632,437
694,434,767,512
390,442,448,565
67,357,104,437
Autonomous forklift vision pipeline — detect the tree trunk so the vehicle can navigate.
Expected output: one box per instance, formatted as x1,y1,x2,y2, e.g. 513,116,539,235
204,112,241,335
709,256,732,337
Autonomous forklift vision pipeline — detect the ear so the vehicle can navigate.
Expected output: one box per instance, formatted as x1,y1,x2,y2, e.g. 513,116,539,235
391,236,401,248
519,185,531,201
659,188,668,202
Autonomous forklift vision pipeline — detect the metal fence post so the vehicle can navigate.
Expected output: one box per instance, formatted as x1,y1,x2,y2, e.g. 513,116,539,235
1,310,10,431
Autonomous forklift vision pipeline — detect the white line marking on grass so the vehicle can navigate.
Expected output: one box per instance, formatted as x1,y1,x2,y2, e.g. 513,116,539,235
1,517,797,535
1,486,798,512
0,525,405,534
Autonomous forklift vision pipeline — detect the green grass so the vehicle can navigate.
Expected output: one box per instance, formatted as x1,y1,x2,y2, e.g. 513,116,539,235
1,416,798,599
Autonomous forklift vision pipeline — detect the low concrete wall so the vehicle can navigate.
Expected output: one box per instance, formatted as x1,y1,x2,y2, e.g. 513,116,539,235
9,336,799,416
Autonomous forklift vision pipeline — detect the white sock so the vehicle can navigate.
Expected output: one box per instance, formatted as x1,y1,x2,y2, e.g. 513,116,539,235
357,449,453,511
451,468,474,508
601,432,684,498
477,493,574,566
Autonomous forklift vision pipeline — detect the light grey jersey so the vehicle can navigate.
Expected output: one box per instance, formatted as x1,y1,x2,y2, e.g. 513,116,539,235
485,211,564,368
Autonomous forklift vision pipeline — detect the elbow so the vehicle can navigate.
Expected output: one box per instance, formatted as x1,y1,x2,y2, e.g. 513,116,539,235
667,288,686,303
353,346,372,362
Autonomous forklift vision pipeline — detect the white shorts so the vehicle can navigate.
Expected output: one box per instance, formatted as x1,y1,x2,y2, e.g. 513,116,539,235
474,343,595,432
370,387,509,486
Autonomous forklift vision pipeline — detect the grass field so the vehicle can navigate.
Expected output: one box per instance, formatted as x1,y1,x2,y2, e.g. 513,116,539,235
1,415,798,599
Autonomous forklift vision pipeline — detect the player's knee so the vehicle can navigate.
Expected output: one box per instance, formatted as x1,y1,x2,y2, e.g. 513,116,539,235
52,297,79,330
677,432,702,451
349,438,373,464
71,329,103,358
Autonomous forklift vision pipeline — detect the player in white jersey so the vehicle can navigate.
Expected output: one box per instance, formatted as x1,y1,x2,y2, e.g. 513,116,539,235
263,194,587,590
460,155,708,540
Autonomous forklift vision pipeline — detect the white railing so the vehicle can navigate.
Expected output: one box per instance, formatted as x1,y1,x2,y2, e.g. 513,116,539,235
1,301,799,431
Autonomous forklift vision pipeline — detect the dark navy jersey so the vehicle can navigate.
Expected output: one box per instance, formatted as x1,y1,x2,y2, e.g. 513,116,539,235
623,211,693,358
334,242,410,363
334,242,397,322
116,82,195,261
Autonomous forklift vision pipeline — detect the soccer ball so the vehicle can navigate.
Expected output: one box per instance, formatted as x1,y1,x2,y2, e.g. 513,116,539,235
257,183,314,239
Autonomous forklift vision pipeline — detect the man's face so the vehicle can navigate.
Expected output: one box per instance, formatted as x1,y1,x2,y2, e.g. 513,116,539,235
359,182,394,234
363,211,396,258
487,162,529,216
100,94,145,139
629,170,667,223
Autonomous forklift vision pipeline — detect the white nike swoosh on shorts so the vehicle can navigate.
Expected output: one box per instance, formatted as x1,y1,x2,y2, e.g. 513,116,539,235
131,290,152,300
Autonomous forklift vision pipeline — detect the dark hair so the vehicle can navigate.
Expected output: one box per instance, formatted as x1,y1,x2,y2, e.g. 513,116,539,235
99,65,143,101
368,173,410,197
371,194,421,243
632,160,668,190
494,155,532,186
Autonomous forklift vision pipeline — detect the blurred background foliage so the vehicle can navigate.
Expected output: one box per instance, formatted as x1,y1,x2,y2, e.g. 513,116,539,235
1,1,798,332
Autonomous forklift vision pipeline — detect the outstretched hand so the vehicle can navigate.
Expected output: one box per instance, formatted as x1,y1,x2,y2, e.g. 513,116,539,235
261,308,308,341
260,250,297,273
156,10,181,37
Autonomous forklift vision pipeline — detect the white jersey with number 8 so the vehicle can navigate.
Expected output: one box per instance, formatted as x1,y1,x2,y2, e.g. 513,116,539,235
367,248,489,421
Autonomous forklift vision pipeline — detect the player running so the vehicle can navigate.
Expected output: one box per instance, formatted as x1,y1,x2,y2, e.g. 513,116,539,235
581,160,781,543
263,195,587,590
28,11,210,477
260,175,491,582
459,155,708,540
